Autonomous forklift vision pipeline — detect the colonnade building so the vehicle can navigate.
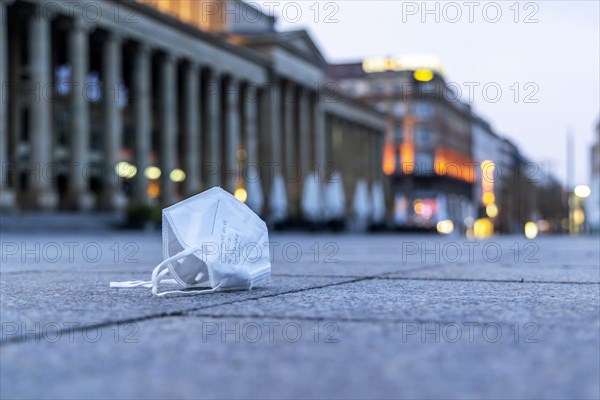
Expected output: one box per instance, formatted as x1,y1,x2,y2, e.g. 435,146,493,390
0,0,386,226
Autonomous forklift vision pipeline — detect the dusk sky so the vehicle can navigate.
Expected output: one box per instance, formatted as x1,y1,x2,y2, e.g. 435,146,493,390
257,0,600,186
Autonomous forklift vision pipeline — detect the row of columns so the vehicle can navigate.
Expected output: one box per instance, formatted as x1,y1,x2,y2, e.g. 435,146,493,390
327,115,383,190
0,2,380,222
28,5,55,209
68,16,91,209
0,7,264,211
268,79,327,220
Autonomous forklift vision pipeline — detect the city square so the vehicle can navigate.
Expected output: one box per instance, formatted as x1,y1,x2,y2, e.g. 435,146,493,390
1,0,599,398
1,229,599,398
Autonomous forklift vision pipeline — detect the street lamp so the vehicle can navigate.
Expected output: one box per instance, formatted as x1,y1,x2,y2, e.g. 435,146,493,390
574,184,591,198
569,184,590,234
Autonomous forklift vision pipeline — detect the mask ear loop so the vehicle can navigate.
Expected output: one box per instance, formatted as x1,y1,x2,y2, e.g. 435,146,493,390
112,246,228,297
151,246,206,296
110,269,176,289
154,279,227,297
110,246,203,291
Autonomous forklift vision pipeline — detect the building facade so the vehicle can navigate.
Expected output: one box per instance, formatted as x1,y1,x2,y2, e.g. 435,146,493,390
471,115,505,232
0,0,385,229
588,120,600,232
328,57,474,231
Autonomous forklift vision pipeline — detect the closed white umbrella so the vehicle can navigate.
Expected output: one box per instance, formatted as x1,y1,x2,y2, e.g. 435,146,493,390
371,181,386,224
352,179,372,231
324,171,346,221
245,176,264,216
269,173,288,222
301,171,322,222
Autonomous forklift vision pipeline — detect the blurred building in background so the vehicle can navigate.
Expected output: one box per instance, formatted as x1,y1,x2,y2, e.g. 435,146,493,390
1,0,569,234
0,0,385,230
328,56,567,234
328,57,474,232
588,120,600,233
472,116,566,235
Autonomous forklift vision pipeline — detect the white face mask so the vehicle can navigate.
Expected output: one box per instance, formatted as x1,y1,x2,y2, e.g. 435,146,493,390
110,187,271,297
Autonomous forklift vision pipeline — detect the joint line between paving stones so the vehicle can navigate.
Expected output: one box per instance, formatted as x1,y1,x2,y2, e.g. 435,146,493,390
0,275,379,347
5,270,595,347
374,276,600,285
189,312,556,328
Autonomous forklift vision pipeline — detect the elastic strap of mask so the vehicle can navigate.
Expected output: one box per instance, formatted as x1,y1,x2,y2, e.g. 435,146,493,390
110,272,176,289
154,279,226,297
151,246,204,296
110,246,201,291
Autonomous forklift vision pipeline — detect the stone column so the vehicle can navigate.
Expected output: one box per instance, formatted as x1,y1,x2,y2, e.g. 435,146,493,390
283,82,297,216
102,32,125,210
376,130,384,180
268,80,282,175
8,6,21,203
183,61,200,196
314,93,327,164
313,90,326,172
369,129,383,182
132,43,152,204
159,53,177,206
68,17,92,210
0,0,14,209
283,82,295,168
244,84,262,212
312,90,327,221
364,128,371,183
267,80,283,218
245,84,259,177
28,10,57,210
205,69,221,188
224,77,240,193
298,86,311,193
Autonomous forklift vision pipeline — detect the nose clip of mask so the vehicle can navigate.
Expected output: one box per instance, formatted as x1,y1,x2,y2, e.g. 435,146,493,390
110,187,271,296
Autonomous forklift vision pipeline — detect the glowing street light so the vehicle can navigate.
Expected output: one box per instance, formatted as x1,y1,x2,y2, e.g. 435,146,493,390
169,169,186,183
413,69,434,82
486,204,498,218
473,218,493,239
144,166,161,180
115,161,137,179
574,185,591,198
234,188,248,203
436,219,454,235
524,221,539,239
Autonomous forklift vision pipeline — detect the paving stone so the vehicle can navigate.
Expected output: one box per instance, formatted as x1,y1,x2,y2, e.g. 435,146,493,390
0,232,598,399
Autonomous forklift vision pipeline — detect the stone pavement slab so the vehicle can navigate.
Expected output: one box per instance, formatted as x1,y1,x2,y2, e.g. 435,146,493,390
1,232,599,399
189,278,600,326
1,315,598,399
0,274,352,343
